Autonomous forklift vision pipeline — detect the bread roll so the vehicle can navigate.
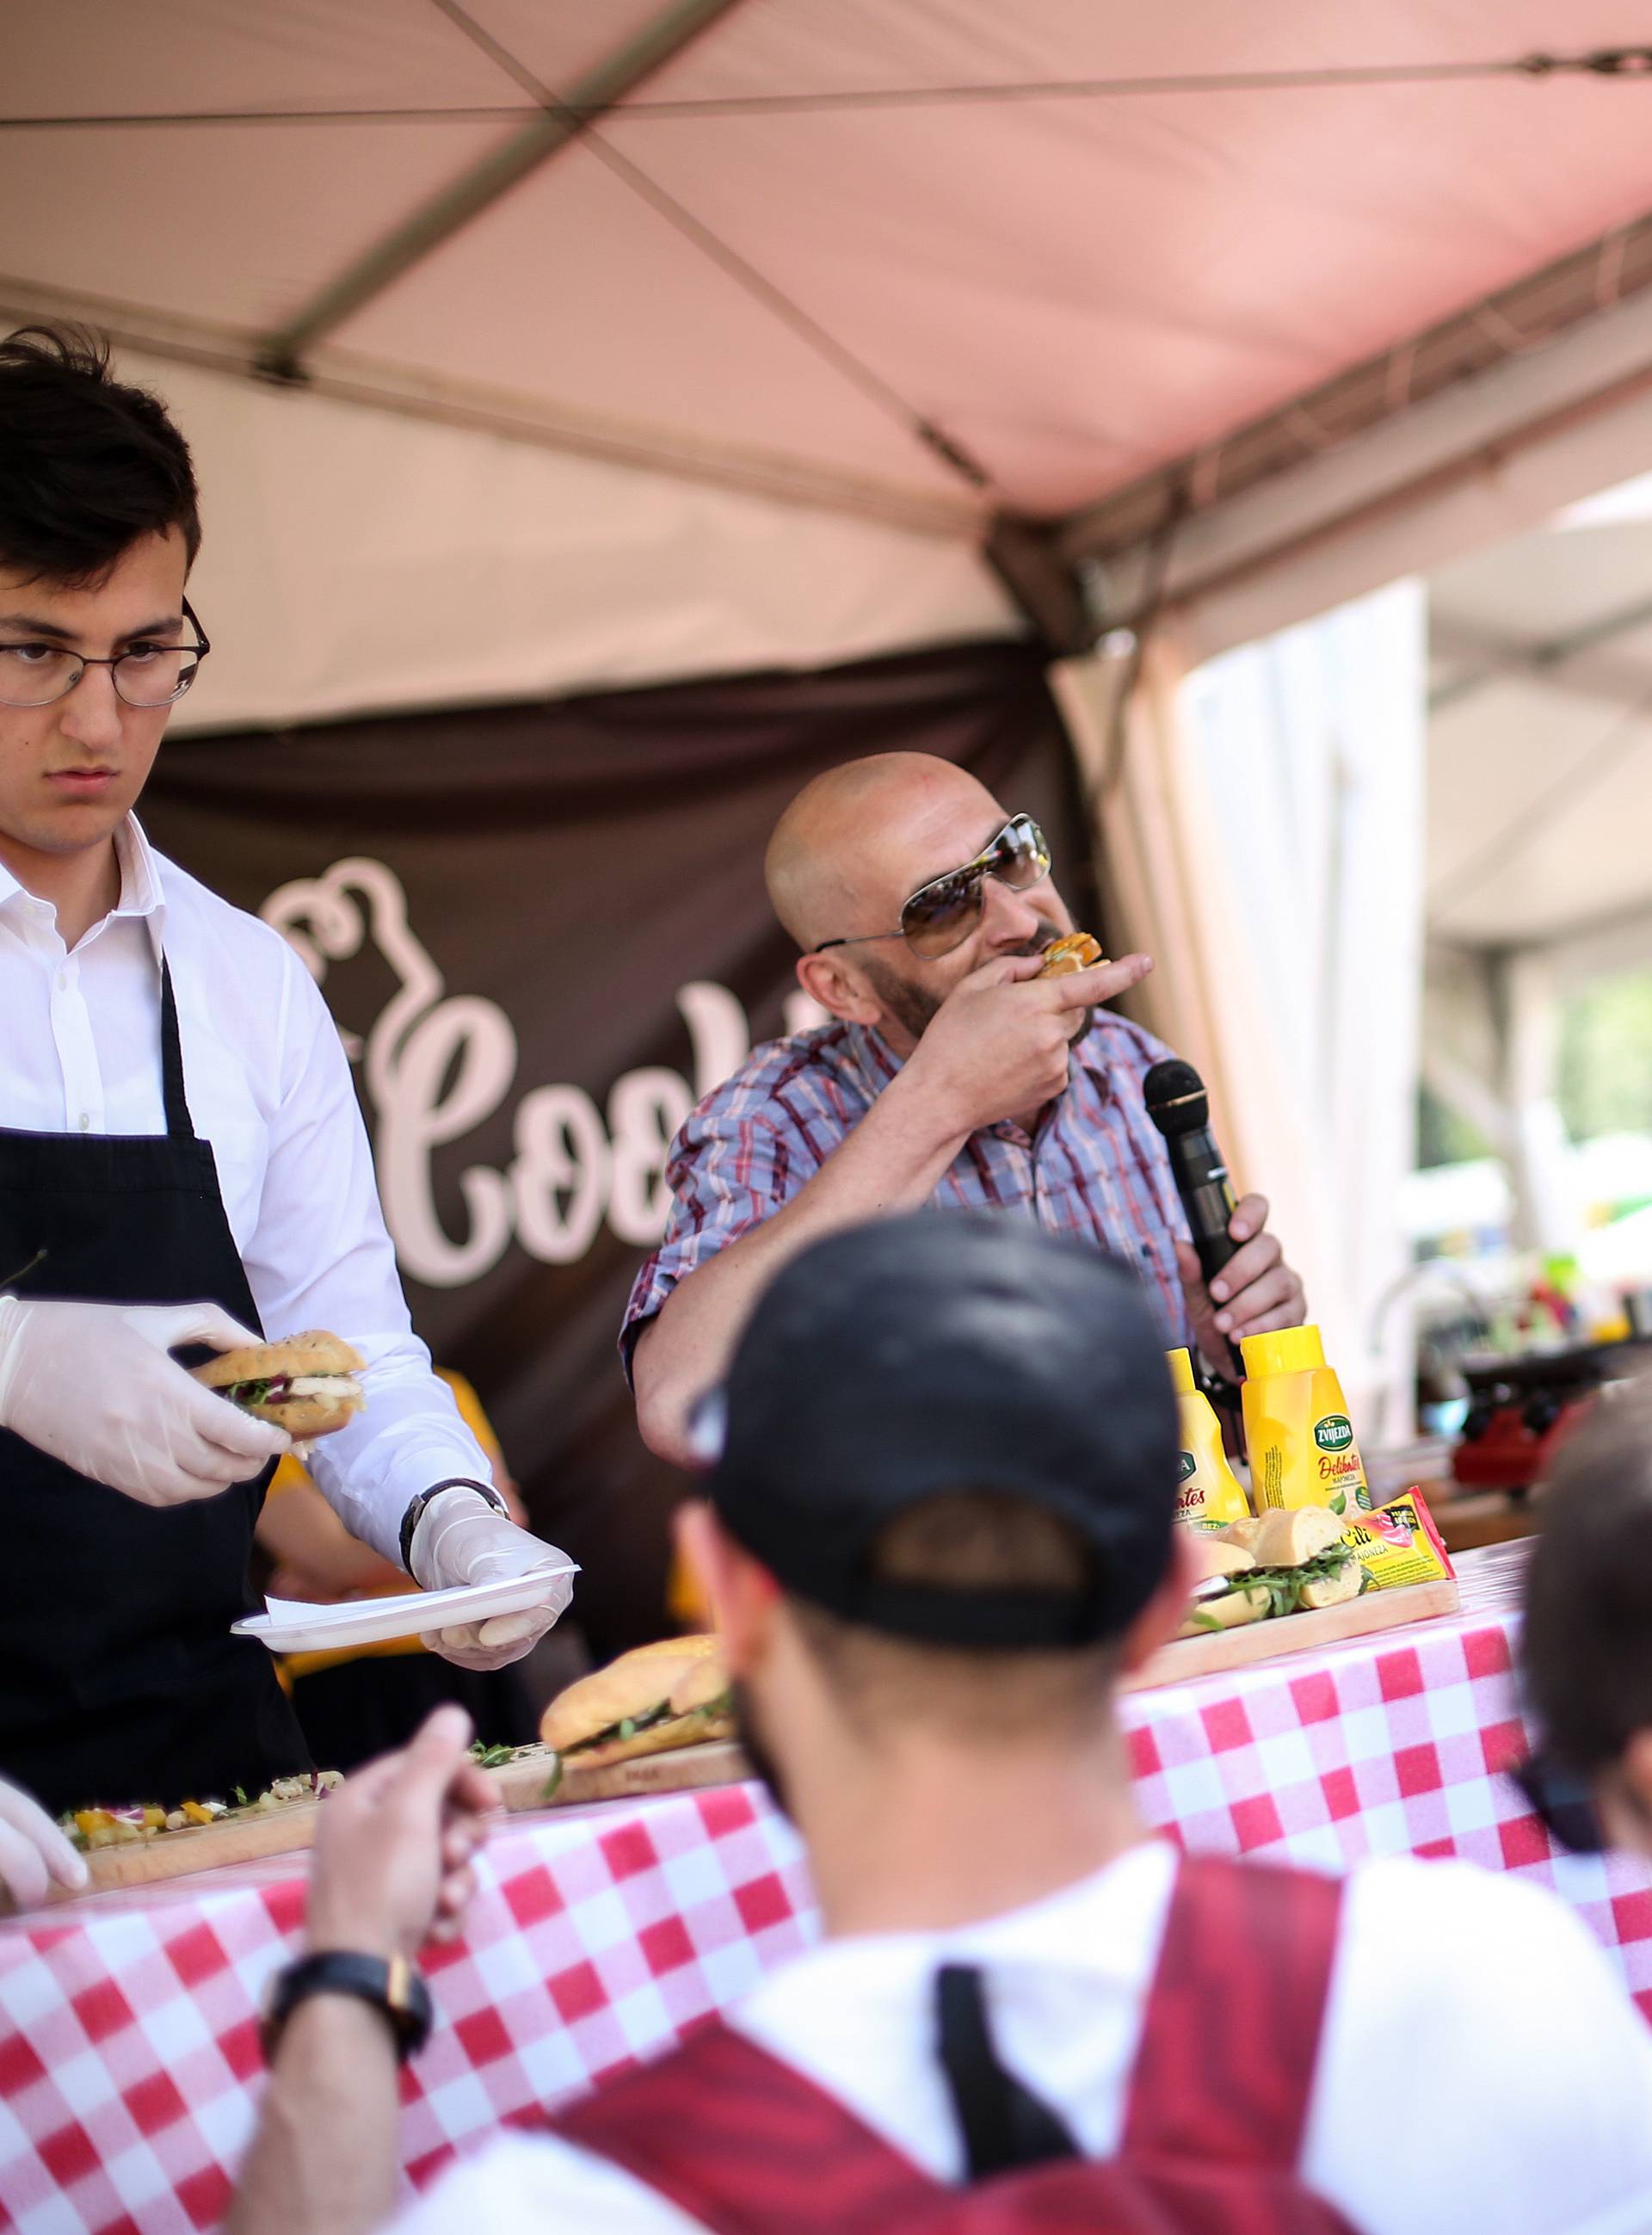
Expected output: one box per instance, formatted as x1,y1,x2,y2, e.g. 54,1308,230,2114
1248,1505,1345,1568
191,1331,366,1437
1178,1583,1270,1639
1187,1535,1257,1583
1035,932,1106,979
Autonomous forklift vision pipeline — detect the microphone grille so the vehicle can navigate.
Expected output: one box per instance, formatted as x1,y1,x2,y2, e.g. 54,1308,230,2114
1143,1059,1209,1138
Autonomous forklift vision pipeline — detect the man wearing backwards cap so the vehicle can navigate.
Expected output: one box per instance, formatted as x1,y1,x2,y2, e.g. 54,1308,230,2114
625,750,1305,1466
232,1218,1652,2235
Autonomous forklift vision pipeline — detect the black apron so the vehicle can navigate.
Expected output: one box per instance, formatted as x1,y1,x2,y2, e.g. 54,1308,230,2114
0,959,311,1813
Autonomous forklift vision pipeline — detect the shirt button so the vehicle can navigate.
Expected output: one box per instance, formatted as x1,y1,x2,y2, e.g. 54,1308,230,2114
78,1113,91,1132
57,971,67,991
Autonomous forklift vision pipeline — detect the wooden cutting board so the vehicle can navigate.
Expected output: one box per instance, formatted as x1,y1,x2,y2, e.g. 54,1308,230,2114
14,1799,325,1909
1122,1574,1460,1692
490,1739,751,1812
9,1744,755,1911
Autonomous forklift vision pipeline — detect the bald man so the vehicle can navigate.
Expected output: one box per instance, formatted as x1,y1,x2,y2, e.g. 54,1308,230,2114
624,755,1304,1464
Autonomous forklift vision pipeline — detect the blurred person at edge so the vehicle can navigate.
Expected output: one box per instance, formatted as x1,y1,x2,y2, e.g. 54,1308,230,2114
257,1371,564,1772
231,1217,1652,2235
1522,1371,1652,1859
0,326,571,1869
625,751,1306,1467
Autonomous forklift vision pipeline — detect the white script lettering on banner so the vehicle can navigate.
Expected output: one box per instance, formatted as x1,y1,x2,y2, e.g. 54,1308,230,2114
262,857,824,1287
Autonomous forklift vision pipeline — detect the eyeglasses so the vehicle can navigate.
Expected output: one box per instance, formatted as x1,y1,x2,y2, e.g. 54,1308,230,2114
0,598,211,708
811,813,1052,961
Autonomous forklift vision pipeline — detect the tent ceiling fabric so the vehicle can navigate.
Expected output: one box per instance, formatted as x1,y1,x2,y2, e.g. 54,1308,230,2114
1428,497,1652,954
11,0,1652,546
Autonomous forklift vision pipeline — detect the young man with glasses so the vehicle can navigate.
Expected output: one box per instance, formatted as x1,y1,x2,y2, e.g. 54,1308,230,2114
0,327,572,1847
626,750,1304,1465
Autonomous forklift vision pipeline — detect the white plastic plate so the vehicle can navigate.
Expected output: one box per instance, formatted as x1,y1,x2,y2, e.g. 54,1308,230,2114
232,1564,577,1654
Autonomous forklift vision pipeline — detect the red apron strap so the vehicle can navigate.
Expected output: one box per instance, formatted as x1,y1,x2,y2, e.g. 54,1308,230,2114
1123,1855,1344,2171
552,2016,939,2235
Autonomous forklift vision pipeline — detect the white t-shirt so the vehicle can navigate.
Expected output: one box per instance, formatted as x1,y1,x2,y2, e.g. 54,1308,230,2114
391,1843,1652,2235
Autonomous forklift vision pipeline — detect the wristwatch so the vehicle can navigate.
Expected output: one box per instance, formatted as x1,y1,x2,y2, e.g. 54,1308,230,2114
398,1478,506,1571
262,1950,434,2065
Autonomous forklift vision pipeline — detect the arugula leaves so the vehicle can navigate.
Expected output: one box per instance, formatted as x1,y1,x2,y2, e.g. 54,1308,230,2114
1249,1549,1361,1620
1193,1551,1365,1632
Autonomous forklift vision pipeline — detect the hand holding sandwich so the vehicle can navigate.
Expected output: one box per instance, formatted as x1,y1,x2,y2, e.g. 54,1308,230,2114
901,944,1151,1141
0,1295,289,1505
408,1486,576,1670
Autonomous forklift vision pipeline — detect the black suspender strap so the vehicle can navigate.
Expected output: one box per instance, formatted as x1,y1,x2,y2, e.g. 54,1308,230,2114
157,957,196,1144
934,1964,1081,2182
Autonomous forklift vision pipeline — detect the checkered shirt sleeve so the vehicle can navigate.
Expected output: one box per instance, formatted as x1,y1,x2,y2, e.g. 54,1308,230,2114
621,1031,857,1377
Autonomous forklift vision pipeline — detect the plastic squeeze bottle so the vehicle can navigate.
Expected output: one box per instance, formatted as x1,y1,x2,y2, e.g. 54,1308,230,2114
1166,1348,1251,1530
1240,1324,1372,1516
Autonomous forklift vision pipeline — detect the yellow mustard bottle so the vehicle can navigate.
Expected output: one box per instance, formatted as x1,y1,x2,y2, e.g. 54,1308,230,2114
1167,1348,1251,1530
1240,1324,1372,1516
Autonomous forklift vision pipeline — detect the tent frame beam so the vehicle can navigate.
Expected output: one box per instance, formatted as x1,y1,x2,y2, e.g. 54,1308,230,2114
255,0,743,381
1430,596,1652,714
1057,208,1652,574
0,274,980,540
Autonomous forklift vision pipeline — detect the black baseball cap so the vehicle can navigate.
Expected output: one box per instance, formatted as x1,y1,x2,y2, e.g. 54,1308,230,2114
703,1212,1180,1649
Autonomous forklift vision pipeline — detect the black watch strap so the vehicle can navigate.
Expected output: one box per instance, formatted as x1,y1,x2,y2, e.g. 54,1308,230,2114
399,1478,506,1571
262,1950,433,2065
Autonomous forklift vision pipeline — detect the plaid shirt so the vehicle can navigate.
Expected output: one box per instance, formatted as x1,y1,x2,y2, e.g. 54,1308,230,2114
622,1011,1197,1372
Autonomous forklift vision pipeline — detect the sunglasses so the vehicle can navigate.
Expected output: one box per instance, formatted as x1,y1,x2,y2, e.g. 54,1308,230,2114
811,813,1052,962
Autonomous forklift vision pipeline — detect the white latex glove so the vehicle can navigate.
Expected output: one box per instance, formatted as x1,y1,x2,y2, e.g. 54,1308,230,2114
0,1774,88,1909
0,1295,290,1506
409,1487,575,1671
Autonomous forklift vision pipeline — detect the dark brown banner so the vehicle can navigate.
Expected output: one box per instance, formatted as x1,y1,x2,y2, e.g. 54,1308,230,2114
141,639,1094,1651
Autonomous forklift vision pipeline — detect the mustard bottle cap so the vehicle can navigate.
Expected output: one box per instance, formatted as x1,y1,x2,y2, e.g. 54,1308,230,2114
1240,1324,1326,1380
1165,1347,1196,1395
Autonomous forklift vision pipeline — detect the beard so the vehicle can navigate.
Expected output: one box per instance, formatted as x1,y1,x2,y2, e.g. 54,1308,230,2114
863,946,1094,1053
731,1677,794,1824
860,954,940,1044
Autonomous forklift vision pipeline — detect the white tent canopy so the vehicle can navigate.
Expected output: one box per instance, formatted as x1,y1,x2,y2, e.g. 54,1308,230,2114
11,2,1652,725
1430,484,1652,959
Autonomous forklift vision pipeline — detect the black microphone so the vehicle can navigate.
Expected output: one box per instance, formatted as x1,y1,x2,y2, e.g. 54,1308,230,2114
1144,1058,1244,1381
1144,1059,1237,1286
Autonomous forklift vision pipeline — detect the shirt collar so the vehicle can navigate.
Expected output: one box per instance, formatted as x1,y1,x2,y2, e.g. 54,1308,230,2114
844,1019,905,1093
0,813,167,949
112,815,168,931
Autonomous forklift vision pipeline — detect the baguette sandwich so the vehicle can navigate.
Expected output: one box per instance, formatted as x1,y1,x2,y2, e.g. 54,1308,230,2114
192,1331,367,1439
1180,1505,1364,1638
540,1634,734,1769
1036,930,1107,979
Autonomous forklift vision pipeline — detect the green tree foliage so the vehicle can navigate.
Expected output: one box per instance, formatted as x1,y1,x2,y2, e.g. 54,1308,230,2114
1558,967,1652,1144
1416,1083,1492,1170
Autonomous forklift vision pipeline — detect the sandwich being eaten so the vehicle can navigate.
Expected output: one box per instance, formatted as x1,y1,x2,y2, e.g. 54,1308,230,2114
540,1634,733,1769
192,1331,367,1440
1036,931,1107,979
1179,1505,1365,1638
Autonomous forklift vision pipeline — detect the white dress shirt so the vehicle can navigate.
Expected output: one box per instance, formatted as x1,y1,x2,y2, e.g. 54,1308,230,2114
391,1842,1652,2235
0,816,492,1562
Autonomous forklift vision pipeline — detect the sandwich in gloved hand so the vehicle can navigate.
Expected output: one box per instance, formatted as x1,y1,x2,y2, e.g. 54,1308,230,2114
1180,1504,1365,1637
539,1635,733,1768
1036,931,1107,979
191,1331,366,1440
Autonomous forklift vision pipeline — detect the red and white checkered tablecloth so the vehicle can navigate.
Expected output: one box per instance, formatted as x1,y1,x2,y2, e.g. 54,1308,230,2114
1119,1541,1652,2019
3,1543,1649,2235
